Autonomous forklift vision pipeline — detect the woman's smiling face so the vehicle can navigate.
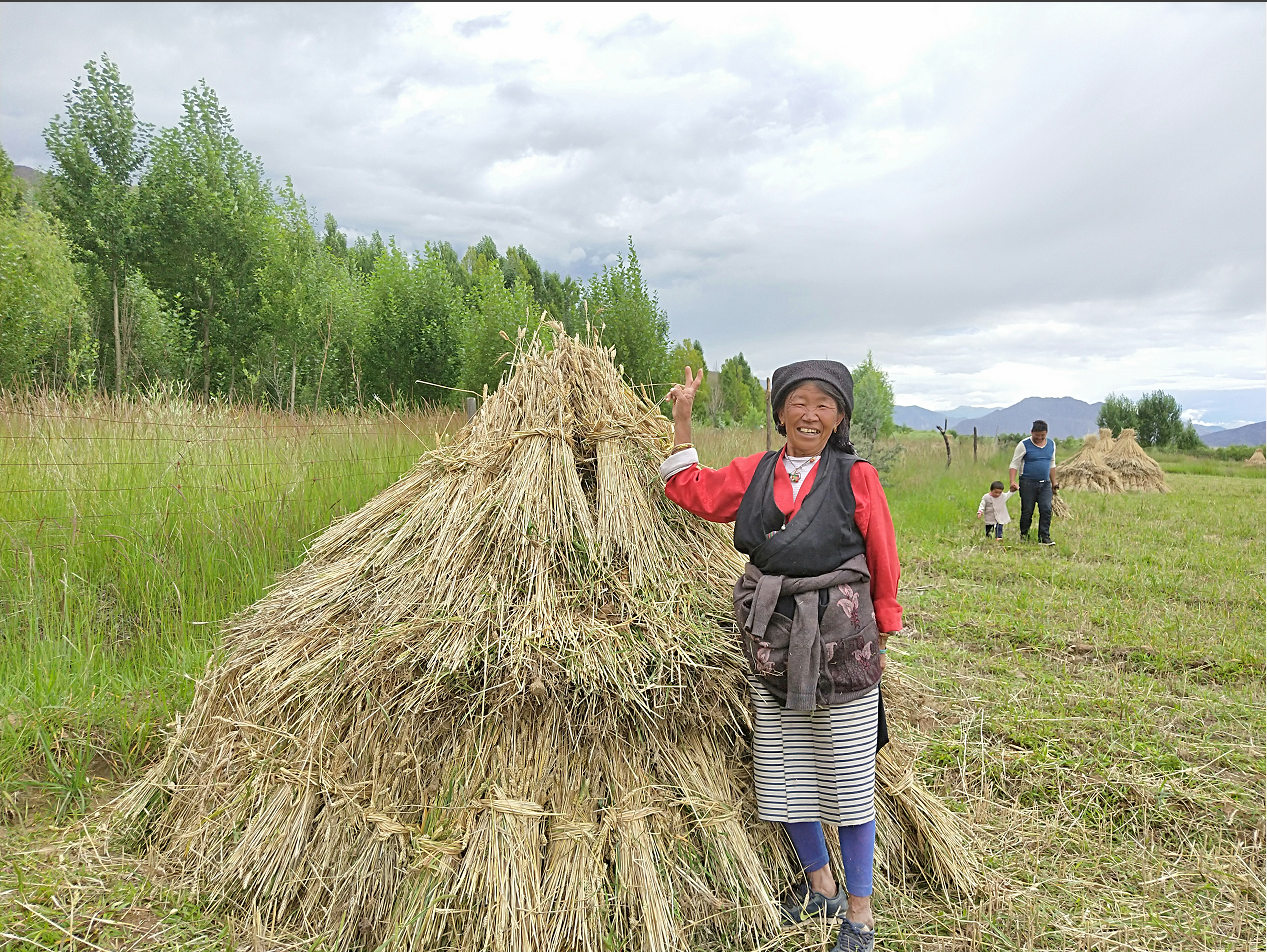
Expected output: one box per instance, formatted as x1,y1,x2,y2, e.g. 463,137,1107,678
779,382,846,457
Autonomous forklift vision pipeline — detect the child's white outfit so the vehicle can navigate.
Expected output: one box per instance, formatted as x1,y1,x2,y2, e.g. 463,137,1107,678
978,491,1014,538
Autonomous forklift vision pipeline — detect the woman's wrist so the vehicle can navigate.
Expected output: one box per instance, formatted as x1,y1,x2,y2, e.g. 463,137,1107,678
673,420,693,449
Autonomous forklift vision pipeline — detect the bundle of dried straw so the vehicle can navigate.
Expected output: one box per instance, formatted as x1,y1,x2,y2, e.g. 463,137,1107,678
1103,428,1168,492
1245,449,1265,466
1051,489,1071,519
1051,437,1123,493
107,326,978,951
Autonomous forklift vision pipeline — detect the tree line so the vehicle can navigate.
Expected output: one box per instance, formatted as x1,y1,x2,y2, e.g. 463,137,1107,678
1097,391,1202,451
0,56,678,409
2,53,899,437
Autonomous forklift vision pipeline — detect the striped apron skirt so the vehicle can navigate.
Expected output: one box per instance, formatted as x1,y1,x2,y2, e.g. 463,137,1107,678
748,676,878,825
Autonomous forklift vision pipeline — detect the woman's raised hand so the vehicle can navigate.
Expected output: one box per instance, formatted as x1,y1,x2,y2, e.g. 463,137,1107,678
667,365,704,449
668,365,705,422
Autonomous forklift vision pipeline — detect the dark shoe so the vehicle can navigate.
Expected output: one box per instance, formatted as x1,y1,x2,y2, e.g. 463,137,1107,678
779,881,847,924
1019,533,1030,541
1039,537,1055,546
832,918,876,952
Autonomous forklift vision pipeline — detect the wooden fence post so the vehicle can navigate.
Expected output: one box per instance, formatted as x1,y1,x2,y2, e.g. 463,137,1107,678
935,419,952,468
973,426,978,463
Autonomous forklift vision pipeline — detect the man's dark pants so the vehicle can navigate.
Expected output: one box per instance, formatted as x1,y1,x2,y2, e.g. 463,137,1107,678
1018,477,1052,541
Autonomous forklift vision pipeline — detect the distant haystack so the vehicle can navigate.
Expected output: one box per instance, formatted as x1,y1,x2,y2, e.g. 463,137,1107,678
1246,449,1265,466
1103,428,1168,493
1052,439,1123,493
1094,428,1115,454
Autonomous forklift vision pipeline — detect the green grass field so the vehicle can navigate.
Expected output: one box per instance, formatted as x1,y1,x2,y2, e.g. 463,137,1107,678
1,411,1262,950
0,395,451,811
883,438,1264,950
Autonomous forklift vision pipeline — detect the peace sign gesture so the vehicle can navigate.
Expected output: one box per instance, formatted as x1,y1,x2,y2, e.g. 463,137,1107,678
668,365,704,423
666,365,704,449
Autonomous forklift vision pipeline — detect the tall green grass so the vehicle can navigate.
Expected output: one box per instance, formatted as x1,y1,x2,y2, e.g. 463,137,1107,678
0,393,456,809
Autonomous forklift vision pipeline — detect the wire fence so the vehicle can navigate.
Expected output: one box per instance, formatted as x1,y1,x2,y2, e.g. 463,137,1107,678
1,408,436,548
0,409,464,431
0,453,422,470
1,465,410,511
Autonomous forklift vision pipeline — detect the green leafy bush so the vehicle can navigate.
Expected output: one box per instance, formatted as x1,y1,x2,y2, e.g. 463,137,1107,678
0,146,94,387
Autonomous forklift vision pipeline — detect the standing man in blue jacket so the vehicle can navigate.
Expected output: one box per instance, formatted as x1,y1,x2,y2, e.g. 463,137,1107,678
1009,421,1056,546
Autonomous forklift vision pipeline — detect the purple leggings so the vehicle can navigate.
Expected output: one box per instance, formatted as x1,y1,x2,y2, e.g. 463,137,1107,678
786,819,875,897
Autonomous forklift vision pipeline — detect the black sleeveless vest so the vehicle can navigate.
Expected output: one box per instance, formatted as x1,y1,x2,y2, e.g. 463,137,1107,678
733,443,866,577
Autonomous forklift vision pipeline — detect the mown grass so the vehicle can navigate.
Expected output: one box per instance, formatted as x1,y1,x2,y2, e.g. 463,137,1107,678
893,435,1263,950
1,418,1263,950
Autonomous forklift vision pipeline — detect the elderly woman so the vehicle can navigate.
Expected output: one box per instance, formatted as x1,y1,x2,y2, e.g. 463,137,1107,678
661,360,901,952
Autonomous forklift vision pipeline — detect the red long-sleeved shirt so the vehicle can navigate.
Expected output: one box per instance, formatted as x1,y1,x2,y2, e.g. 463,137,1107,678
665,451,903,632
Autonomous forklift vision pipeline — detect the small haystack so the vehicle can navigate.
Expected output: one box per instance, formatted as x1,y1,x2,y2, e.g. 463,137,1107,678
1052,438,1123,493
1103,428,1168,492
107,327,977,952
1245,449,1265,466
1095,427,1116,454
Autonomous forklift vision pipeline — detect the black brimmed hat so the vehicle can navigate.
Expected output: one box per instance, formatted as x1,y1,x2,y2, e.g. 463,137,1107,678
771,360,854,420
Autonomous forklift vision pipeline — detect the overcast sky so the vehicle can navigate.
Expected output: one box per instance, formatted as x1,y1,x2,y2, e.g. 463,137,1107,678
3,2,1263,422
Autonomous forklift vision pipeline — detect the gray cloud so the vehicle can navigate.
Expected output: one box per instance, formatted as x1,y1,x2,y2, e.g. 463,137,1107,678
454,13,509,38
1,2,1261,408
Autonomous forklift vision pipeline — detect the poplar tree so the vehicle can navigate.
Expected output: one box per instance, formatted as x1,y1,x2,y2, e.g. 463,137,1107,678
1135,390,1184,448
583,239,670,393
140,81,272,400
1097,393,1139,437
718,353,764,425
851,352,895,447
43,54,149,393
359,242,464,405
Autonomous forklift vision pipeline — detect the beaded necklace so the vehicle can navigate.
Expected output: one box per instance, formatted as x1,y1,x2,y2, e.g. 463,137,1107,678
785,455,820,484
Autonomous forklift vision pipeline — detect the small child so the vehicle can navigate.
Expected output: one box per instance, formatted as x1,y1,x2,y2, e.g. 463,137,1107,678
977,480,1014,540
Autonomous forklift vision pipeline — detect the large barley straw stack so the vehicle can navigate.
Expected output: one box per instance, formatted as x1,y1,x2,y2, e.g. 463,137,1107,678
1103,427,1168,492
1051,436,1123,493
107,326,978,952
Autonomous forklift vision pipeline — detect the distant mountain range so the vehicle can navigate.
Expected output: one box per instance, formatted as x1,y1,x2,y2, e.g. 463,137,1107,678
1192,422,1231,437
892,405,997,431
959,397,1107,440
896,395,1262,445
1202,421,1266,448
895,397,1103,439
